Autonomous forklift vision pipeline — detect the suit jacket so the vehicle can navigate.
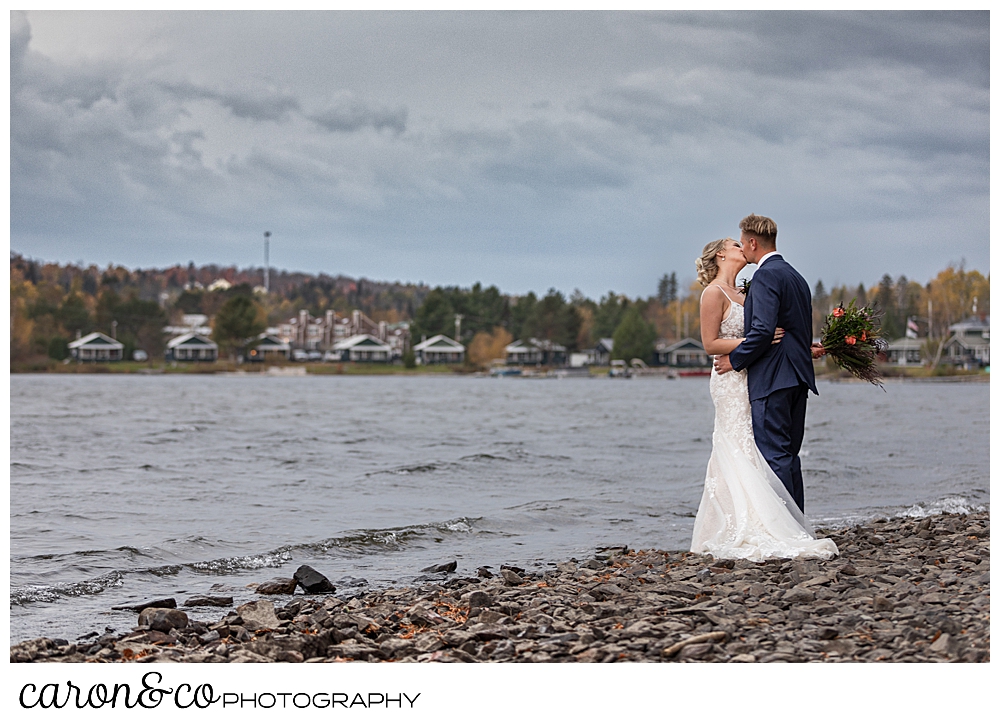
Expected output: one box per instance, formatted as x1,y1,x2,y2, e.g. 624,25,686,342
729,254,818,401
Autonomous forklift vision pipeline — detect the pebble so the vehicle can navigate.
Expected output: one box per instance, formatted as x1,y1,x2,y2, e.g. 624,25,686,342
10,511,989,664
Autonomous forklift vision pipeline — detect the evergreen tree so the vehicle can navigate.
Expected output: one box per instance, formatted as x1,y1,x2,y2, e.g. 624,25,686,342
657,272,678,306
522,289,581,351
612,306,656,364
592,292,629,341
508,292,537,341
213,295,266,358
410,288,454,340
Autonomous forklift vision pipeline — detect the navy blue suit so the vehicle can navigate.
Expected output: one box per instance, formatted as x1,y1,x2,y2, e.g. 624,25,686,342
728,254,816,511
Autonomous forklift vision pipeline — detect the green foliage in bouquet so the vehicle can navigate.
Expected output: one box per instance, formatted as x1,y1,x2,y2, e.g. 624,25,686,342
820,299,888,389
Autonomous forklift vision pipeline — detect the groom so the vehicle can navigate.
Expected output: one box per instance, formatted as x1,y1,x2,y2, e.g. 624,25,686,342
713,214,824,512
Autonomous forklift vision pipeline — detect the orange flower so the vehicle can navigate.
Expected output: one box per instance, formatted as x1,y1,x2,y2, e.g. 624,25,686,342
832,307,845,318
845,336,856,345
861,330,867,341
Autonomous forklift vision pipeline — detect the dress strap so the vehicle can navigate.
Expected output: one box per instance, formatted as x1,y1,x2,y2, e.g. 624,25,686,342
700,284,734,303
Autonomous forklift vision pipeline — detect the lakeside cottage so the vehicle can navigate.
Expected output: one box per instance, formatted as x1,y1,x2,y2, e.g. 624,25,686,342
505,338,567,366
413,335,465,364
246,333,291,362
166,332,219,362
67,332,124,362
331,334,393,362
942,317,990,368
593,338,614,366
885,337,925,366
654,338,711,368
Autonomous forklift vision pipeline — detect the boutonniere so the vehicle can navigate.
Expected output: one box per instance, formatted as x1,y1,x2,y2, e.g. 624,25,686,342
739,279,751,296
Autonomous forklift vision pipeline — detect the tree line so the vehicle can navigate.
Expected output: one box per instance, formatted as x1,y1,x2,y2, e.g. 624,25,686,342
9,252,990,366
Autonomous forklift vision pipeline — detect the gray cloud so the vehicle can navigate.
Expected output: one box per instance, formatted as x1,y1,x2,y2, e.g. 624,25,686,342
309,92,407,134
9,11,989,297
160,80,300,122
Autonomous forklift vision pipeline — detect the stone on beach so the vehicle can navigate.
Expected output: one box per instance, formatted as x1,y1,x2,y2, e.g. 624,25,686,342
293,565,336,594
420,561,458,574
237,600,282,630
112,597,177,612
256,578,298,595
183,595,234,607
137,608,189,633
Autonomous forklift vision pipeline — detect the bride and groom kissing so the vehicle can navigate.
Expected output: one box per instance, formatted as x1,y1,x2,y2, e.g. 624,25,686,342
690,214,837,561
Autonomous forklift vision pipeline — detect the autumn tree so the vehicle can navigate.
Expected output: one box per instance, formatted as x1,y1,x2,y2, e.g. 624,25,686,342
467,326,514,368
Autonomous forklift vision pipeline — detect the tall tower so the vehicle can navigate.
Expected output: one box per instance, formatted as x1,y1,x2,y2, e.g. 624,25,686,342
263,231,271,293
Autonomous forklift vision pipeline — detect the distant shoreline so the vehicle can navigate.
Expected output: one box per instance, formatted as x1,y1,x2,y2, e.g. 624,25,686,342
9,360,990,381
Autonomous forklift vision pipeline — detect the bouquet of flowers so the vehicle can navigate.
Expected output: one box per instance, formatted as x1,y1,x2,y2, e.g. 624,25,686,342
820,299,888,388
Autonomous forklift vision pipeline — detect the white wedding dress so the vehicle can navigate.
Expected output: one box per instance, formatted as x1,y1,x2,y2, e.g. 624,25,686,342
690,290,838,561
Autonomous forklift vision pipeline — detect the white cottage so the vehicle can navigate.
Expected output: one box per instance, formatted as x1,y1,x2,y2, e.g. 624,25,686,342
654,338,710,368
166,332,219,362
413,335,465,364
332,334,393,362
942,317,990,368
67,332,124,362
247,333,291,362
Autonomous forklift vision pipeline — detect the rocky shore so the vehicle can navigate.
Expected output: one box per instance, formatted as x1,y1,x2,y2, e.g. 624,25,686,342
12,511,989,664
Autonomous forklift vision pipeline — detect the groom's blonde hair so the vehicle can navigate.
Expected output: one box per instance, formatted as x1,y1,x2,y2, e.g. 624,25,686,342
739,214,777,248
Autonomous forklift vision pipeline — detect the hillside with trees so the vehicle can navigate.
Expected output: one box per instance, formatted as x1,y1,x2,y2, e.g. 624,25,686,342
10,252,989,369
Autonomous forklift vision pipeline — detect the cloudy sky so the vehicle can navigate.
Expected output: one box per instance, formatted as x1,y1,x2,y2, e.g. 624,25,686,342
10,10,989,298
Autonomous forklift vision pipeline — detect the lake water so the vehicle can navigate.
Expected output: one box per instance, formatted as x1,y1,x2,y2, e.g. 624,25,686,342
9,373,989,643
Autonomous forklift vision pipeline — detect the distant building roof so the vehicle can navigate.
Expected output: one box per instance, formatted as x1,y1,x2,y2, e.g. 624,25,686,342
253,333,291,351
656,337,705,354
413,334,465,352
333,334,392,351
68,332,124,350
886,337,924,351
505,338,567,353
167,332,219,350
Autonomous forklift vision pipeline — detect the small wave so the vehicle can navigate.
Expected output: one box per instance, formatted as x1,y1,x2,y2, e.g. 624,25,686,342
189,552,292,573
294,516,480,556
812,496,989,530
898,496,988,518
367,462,445,477
11,571,125,605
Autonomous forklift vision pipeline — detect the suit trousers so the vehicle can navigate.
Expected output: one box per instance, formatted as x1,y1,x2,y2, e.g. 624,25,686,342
750,383,809,512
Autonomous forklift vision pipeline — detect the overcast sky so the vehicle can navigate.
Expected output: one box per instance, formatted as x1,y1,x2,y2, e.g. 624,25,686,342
10,10,989,298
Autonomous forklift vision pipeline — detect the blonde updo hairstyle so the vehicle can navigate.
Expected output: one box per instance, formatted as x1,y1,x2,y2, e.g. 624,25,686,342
695,238,732,287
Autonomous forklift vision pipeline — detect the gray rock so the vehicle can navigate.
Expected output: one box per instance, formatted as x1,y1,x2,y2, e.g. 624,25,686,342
183,595,234,607
420,561,458,574
501,569,524,586
112,597,177,612
237,600,282,630
256,578,298,595
467,591,494,608
137,608,189,633
293,565,336,594
782,587,815,604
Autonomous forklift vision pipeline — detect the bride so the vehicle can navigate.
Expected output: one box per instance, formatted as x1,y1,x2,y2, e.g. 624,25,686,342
690,237,838,561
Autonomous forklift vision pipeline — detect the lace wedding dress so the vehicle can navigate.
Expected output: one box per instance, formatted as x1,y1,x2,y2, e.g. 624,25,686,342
690,291,838,561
